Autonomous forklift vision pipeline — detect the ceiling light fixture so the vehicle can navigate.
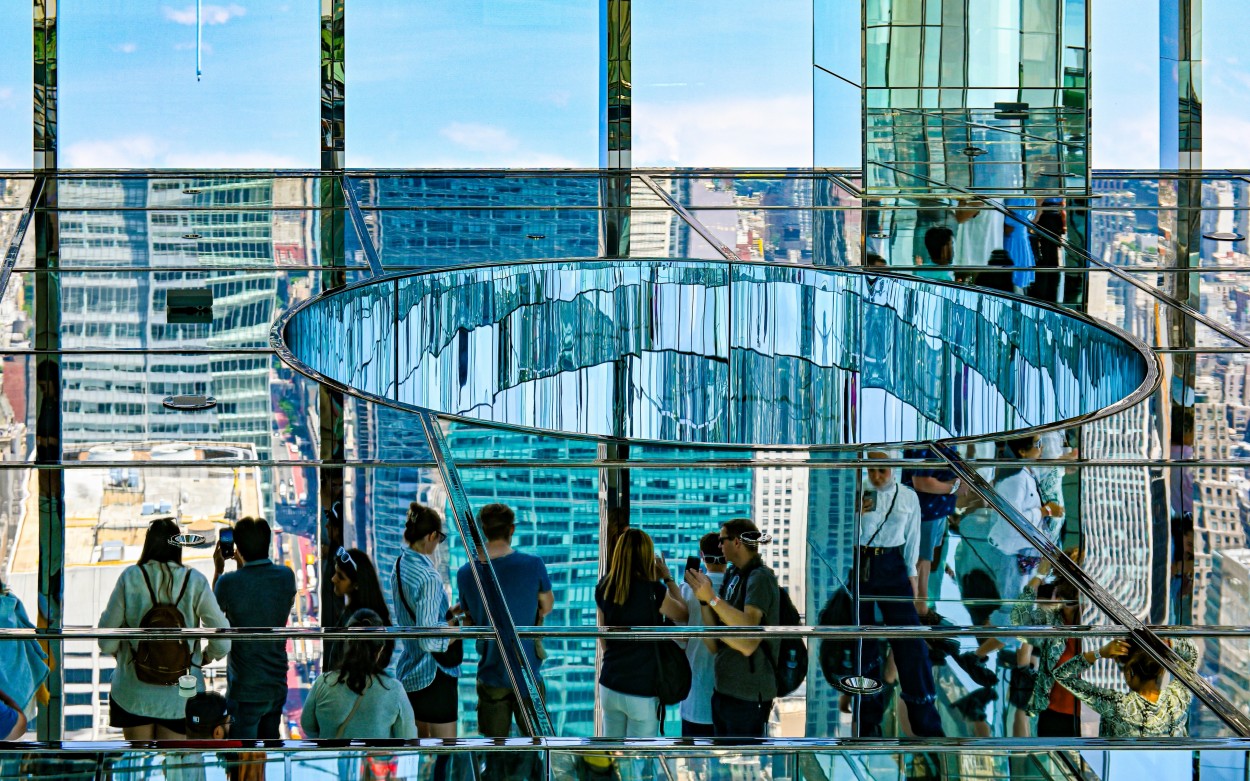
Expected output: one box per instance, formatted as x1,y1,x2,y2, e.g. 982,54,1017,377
162,394,217,411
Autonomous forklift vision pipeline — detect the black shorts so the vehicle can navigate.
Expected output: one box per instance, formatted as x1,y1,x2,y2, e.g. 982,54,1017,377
109,698,187,734
408,669,458,724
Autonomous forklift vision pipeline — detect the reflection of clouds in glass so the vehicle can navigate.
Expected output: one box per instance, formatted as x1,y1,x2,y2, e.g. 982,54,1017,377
440,122,519,153
63,134,303,168
634,94,812,167
163,4,247,26
421,123,583,167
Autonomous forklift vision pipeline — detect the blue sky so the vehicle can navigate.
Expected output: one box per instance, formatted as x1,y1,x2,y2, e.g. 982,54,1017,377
0,1,1248,169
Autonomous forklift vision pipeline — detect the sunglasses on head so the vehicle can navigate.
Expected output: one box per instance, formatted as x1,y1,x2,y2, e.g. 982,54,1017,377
335,546,355,569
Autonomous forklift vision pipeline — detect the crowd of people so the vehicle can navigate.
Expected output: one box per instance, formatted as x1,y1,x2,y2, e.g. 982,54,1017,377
874,196,1070,303
831,439,1199,746
0,463,1181,775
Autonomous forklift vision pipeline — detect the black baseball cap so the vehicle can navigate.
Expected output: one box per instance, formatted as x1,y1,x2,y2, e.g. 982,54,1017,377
185,692,233,731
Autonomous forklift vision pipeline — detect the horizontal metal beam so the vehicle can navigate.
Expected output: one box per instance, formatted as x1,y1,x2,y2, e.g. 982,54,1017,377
0,736,1247,753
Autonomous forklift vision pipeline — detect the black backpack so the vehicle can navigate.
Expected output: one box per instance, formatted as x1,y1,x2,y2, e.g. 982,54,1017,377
134,564,193,685
768,586,808,697
732,563,808,698
817,586,887,686
653,638,693,734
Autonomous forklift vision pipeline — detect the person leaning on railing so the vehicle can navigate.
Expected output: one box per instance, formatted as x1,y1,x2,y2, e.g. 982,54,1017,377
1051,634,1198,737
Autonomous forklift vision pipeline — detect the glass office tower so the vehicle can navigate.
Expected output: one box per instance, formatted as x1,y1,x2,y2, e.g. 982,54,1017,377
1,1,1250,779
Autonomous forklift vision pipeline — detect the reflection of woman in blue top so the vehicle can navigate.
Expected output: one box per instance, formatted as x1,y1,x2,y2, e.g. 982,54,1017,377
1003,197,1038,290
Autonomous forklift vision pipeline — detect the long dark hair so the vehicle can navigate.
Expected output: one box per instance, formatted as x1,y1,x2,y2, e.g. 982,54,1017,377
338,549,392,625
138,518,183,566
600,529,657,606
332,609,394,695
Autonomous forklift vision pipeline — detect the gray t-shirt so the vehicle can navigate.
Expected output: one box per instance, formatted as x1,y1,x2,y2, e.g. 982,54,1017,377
713,561,780,702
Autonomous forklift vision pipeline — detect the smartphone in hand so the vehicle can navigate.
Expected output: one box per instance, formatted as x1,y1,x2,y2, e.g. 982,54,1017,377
685,555,702,576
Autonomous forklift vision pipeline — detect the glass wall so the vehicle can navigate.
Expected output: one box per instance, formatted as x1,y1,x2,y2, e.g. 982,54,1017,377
346,0,598,167
58,0,319,167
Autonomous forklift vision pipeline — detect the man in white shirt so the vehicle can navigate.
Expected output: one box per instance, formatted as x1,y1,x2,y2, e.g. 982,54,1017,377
677,533,727,737
854,450,944,737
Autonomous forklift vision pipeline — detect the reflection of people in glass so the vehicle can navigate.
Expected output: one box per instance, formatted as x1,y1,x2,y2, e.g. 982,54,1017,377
676,533,727,738
1052,636,1198,737
953,198,1004,281
1003,196,1038,291
1009,559,1084,737
974,249,1015,293
852,451,945,738
1030,197,1066,302
919,227,955,281
953,437,1064,717
901,445,961,619
686,518,780,738
326,548,392,671
99,518,231,740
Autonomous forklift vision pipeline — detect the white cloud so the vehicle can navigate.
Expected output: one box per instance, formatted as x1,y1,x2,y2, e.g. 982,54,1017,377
63,135,303,169
1092,114,1159,170
163,4,246,26
112,42,138,54
545,90,572,109
163,150,305,168
440,122,520,153
632,94,813,167
64,136,168,168
1202,114,1250,170
0,149,26,170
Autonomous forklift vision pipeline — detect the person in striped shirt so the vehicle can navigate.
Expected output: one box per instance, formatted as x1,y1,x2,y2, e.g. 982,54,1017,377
391,502,462,745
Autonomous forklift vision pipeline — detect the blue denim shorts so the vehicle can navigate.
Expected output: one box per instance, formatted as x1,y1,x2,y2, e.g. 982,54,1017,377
918,517,949,562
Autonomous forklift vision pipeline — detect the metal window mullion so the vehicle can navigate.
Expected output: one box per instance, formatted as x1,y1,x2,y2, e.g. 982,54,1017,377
419,411,553,738
0,176,43,303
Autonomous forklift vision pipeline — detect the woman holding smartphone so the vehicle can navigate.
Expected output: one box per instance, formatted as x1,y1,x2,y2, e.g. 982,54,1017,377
595,529,688,737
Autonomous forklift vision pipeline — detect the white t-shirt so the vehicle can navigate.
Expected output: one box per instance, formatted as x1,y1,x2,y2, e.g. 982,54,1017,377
678,572,725,725
953,204,1005,266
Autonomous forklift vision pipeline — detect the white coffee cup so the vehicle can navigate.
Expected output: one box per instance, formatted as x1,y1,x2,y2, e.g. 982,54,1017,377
177,674,197,697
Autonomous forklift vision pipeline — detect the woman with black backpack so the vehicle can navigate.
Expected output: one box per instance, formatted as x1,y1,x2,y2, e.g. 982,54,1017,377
98,517,231,739
595,529,688,738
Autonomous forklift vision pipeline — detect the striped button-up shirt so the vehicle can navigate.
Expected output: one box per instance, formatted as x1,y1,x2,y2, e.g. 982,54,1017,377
392,548,460,692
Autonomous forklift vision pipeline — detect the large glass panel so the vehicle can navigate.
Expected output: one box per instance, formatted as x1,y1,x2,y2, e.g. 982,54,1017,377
0,2,31,169
346,1,597,168
632,0,813,167
58,1,318,168
1203,0,1250,168
1091,2,1159,169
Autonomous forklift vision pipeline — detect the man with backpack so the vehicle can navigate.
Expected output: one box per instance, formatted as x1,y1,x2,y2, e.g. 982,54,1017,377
685,517,786,738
